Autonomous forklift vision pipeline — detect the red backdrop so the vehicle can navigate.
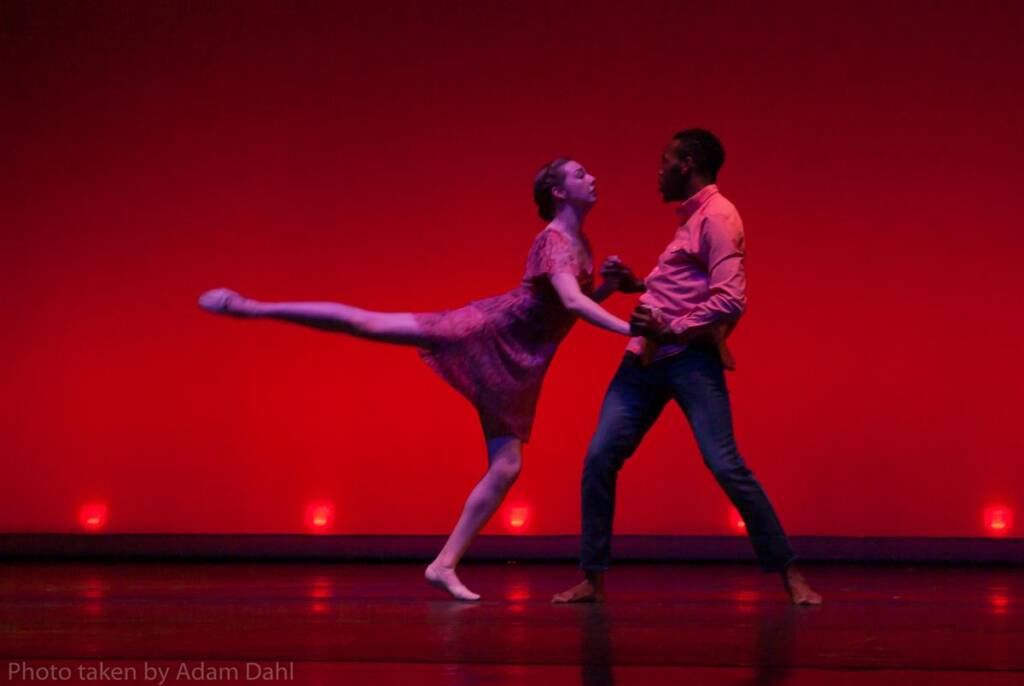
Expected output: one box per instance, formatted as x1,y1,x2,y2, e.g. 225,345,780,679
3,1,1022,537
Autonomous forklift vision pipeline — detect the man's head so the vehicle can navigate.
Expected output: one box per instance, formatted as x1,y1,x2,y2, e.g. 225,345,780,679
658,129,725,202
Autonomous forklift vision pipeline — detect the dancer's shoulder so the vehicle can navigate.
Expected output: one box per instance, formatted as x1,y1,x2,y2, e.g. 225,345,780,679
525,226,584,277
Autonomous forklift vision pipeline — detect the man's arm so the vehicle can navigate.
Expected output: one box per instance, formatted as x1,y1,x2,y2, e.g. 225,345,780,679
630,212,745,369
667,212,746,334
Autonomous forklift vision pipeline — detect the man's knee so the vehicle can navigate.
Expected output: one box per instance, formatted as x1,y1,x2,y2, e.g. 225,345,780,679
705,452,752,482
583,435,632,482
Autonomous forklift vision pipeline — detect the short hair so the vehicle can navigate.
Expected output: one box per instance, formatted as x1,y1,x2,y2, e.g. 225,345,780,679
533,157,571,222
672,129,725,182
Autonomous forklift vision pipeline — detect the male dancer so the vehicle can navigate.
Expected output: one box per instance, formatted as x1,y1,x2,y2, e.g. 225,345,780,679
553,129,822,605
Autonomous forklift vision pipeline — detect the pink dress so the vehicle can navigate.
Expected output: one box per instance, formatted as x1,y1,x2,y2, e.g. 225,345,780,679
415,227,595,442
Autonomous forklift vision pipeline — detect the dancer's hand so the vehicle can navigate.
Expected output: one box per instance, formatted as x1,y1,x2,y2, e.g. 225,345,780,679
198,288,254,317
631,308,739,370
629,305,672,342
600,256,646,293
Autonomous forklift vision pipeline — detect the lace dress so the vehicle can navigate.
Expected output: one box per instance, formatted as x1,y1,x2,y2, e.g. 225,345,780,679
415,227,594,442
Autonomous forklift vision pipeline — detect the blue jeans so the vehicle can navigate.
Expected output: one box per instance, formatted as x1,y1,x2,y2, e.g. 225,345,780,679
580,345,796,573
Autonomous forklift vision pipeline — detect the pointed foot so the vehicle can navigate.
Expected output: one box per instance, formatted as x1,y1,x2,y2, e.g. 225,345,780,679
425,563,481,601
198,288,252,317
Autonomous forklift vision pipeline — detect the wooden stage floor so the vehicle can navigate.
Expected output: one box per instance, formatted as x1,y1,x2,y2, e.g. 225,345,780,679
1,561,1021,685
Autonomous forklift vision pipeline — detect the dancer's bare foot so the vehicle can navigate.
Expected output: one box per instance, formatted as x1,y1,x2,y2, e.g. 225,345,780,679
783,564,822,605
425,563,480,601
552,575,605,604
198,288,255,317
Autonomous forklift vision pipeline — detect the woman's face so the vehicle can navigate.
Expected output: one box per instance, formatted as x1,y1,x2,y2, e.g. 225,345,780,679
555,160,597,208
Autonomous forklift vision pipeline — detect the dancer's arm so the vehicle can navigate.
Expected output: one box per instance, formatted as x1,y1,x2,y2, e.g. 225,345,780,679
591,282,615,303
550,273,631,336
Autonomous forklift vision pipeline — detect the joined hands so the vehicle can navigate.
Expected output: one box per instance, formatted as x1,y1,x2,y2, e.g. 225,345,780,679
600,256,646,294
630,305,737,371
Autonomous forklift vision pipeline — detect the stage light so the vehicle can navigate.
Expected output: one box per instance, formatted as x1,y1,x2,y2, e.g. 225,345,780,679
988,591,1010,615
506,583,530,602
728,506,746,532
308,576,334,600
304,501,335,533
507,505,529,532
307,575,334,614
983,505,1012,536
77,502,108,532
80,577,106,616
730,588,760,614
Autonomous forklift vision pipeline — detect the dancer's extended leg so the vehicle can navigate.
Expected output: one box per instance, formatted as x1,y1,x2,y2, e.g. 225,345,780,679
425,435,522,601
198,287,434,347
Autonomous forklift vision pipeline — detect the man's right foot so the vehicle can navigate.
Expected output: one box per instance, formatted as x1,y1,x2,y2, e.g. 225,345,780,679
552,579,604,604
425,563,481,601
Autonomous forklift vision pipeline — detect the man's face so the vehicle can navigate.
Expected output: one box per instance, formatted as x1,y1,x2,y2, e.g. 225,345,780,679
658,142,687,202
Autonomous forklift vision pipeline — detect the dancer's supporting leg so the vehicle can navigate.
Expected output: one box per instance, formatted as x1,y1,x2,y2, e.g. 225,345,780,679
669,345,822,605
198,288,434,347
426,435,522,601
553,356,670,603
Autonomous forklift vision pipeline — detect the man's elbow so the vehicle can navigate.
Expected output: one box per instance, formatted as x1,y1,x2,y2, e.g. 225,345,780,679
716,290,746,319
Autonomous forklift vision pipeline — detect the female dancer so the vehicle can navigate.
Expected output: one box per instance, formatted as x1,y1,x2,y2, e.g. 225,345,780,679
199,158,645,600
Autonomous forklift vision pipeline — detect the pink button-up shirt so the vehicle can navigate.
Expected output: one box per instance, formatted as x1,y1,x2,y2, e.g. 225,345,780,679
626,184,746,362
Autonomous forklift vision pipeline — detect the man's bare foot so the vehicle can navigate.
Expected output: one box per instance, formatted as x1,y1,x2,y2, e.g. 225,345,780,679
425,563,480,601
552,578,605,604
198,288,254,317
783,565,822,605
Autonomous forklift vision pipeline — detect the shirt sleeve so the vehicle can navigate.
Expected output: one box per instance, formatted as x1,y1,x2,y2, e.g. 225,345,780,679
527,230,580,278
668,212,747,334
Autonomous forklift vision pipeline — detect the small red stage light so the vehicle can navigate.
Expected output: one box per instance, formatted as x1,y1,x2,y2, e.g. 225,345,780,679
983,506,1012,536
507,506,529,532
728,507,746,532
304,502,335,533
988,592,1010,615
77,503,108,532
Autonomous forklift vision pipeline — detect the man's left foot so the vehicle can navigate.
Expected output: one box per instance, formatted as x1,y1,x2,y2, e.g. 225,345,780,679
783,565,822,605
552,579,604,604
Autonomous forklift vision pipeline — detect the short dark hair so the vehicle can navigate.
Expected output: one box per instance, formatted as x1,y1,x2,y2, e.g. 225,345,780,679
672,129,725,182
533,157,571,221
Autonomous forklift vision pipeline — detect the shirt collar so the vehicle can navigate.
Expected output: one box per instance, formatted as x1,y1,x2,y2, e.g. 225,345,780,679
675,184,719,224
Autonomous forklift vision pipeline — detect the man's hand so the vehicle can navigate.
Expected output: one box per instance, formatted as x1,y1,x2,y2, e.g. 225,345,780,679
629,310,739,371
629,305,673,342
601,256,646,294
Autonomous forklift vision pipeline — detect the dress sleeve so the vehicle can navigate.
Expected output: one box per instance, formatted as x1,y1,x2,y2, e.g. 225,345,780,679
526,230,580,279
